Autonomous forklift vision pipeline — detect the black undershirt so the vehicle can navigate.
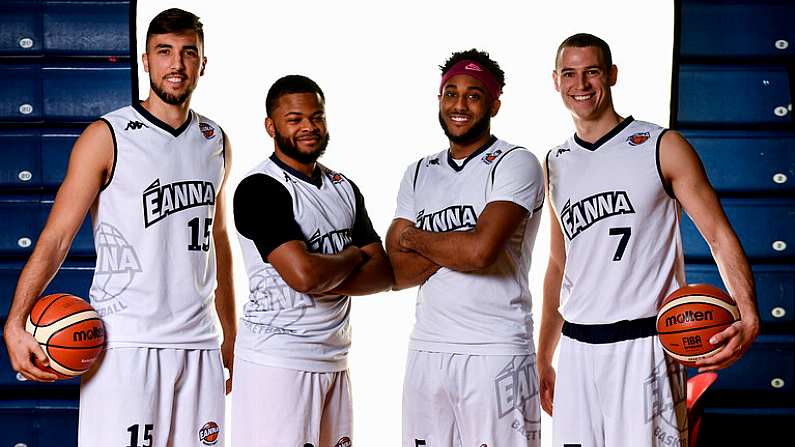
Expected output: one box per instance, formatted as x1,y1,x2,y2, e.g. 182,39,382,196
233,173,381,262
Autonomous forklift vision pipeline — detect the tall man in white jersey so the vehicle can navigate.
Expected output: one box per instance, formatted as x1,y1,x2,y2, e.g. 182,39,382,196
231,75,393,447
3,9,236,447
387,49,545,447
540,33,760,447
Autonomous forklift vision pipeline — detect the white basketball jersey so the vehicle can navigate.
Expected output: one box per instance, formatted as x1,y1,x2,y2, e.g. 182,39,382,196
90,103,225,348
235,157,360,372
546,117,686,324
395,137,545,355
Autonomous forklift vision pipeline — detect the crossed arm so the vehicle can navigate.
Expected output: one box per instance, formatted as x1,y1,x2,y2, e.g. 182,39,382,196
386,200,529,290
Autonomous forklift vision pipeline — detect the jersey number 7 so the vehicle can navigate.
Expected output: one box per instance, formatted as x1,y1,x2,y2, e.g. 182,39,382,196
608,227,631,261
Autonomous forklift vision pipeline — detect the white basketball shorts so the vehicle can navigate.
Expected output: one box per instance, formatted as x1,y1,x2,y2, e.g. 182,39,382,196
231,358,353,447
403,350,541,447
78,347,225,447
552,334,688,447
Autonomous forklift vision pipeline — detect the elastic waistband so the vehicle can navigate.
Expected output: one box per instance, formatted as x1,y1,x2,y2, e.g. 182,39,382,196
562,316,657,344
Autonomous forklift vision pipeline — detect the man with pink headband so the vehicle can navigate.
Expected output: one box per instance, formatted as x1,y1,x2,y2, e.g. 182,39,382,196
387,49,545,446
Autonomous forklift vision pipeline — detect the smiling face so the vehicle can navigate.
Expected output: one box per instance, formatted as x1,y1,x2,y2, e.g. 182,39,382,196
553,45,617,122
142,31,205,106
266,92,329,164
438,74,499,145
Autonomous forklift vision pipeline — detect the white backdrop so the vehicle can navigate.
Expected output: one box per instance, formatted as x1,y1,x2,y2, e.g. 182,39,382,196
136,1,673,445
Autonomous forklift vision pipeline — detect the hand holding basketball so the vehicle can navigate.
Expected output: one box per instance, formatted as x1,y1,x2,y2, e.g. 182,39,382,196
25,293,105,379
656,284,740,367
3,320,58,382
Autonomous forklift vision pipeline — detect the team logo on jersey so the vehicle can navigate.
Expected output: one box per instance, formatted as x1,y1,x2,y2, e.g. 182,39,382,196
645,357,687,440
92,222,142,316
554,145,570,157
560,191,635,240
199,122,216,139
428,157,440,166
327,171,345,184
335,437,352,447
308,228,352,254
495,356,541,441
142,179,216,227
124,120,148,131
482,149,502,164
198,421,220,445
627,131,650,146
416,205,477,232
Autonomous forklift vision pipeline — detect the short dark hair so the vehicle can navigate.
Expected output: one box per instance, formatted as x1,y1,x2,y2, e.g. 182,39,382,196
266,75,325,117
556,33,613,70
146,8,204,47
439,49,505,93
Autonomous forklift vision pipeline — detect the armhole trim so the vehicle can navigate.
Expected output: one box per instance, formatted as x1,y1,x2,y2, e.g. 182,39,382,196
219,125,226,169
490,146,523,186
412,157,423,191
656,129,676,199
99,118,118,191
544,150,552,192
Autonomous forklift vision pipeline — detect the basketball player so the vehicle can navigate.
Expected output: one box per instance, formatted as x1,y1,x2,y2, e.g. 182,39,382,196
539,33,760,447
386,49,545,446
231,75,393,446
3,8,235,447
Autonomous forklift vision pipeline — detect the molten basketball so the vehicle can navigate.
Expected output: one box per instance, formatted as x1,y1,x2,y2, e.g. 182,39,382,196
25,293,105,379
656,284,739,367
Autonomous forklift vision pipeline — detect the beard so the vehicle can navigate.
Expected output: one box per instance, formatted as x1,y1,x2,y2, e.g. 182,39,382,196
150,78,194,106
438,111,491,145
274,127,329,164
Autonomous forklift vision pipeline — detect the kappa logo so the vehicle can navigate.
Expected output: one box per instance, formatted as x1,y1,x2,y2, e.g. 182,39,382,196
627,131,650,146
284,173,297,184
428,157,440,166
335,437,352,447
482,149,502,164
198,421,220,445
465,62,483,71
555,146,570,157
124,120,148,131
199,122,216,139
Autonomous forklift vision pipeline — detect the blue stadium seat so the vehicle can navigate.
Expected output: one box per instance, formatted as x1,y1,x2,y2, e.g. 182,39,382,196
0,261,95,321
0,399,78,447
680,0,795,58
0,342,81,390
677,64,792,126
689,335,793,398
0,197,94,257
0,0,130,56
681,199,795,260
685,264,794,326
682,130,795,193
0,62,132,123
0,128,83,190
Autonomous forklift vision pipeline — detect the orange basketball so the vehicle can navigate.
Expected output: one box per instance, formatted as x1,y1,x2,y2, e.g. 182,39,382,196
25,293,105,379
656,284,739,367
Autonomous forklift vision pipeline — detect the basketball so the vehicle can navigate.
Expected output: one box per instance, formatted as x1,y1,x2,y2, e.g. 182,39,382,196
25,293,105,379
656,284,740,367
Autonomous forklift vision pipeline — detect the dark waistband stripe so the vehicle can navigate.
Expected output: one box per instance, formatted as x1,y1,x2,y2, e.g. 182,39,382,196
562,316,657,344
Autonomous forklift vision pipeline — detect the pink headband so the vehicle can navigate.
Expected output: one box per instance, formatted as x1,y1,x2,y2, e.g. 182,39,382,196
439,59,501,99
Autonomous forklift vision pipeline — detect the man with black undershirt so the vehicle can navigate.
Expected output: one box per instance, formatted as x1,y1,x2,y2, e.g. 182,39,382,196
230,75,393,446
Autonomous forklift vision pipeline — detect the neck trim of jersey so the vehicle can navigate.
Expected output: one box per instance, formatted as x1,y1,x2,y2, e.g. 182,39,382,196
447,135,498,172
133,101,193,138
269,153,322,188
574,116,634,151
